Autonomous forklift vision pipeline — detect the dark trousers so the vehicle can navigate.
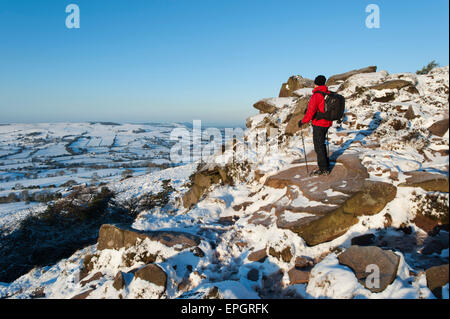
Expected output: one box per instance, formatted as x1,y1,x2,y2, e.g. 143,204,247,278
313,125,330,171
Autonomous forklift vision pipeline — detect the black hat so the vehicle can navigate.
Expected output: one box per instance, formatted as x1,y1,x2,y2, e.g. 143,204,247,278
314,75,326,86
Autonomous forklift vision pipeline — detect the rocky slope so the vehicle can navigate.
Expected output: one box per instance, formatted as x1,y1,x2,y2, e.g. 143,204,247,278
1,66,448,299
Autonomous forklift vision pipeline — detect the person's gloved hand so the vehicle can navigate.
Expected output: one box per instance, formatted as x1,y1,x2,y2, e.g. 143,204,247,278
298,120,303,128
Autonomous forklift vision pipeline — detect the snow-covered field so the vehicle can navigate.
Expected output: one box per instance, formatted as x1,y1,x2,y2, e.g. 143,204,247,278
0,66,448,299
0,122,189,231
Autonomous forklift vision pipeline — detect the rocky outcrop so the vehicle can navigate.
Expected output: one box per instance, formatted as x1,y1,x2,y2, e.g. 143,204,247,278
284,96,310,136
253,99,278,114
97,224,201,251
182,165,231,208
368,79,416,91
338,246,400,293
279,75,315,97
425,264,449,298
326,66,377,86
399,171,449,193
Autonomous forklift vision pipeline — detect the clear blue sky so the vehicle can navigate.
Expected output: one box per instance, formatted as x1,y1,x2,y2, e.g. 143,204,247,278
0,0,448,126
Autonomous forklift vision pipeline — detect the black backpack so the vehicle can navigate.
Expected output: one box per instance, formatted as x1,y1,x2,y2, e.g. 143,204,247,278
313,91,345,123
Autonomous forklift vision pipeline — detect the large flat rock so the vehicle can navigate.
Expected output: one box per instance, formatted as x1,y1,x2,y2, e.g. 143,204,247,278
266,154,369,204
264,155,397,246
97,224,201,251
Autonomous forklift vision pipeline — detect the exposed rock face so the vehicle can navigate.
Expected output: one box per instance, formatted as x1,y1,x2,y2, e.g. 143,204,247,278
368,79,415,91
425,264,449,298
326,66,377,86
338,246,400,293
279,75,315,97
265,155,397,246
428,118,449,137
135,264,167,288
399,171,449,193
97,224,201,251
253,99,278,114
284,96,310,136
182,165,231,208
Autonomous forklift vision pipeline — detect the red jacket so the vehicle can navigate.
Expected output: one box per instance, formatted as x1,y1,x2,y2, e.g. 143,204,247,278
301,85,333,128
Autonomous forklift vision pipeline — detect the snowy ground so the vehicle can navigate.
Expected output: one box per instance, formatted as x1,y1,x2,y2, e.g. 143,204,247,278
0,66,448,299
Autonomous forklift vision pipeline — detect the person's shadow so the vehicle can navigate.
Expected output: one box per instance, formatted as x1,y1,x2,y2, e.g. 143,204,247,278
328,112,382,170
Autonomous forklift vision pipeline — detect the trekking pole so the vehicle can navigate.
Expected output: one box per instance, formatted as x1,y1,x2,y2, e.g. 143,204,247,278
327,131,330,158
300,129,309,174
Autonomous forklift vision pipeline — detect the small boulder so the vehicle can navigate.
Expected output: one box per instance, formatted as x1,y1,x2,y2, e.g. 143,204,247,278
113,271,126,291
135,264,167,288
426,264,449,299
288,268,310,285
404,105,417,120
338,246,400,293
248,248,268,263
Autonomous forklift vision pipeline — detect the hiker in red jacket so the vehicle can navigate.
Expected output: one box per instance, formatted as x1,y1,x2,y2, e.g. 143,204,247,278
298,75,332,176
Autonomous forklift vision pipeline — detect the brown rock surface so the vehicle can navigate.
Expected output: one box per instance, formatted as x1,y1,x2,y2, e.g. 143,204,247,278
326,66,377,86
113,271,126,291
399,171,449,193
428,118,449,137
248,248,268,263
265,155,397,246
426,264,449,299
338,246,400,293
135,264,167,288
368,80,415,91
97,224,201,251
284,97,310,136
279,75,314,97
288,268,310,285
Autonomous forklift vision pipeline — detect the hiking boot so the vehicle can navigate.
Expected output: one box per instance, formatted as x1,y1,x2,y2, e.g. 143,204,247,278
311,169,330,177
